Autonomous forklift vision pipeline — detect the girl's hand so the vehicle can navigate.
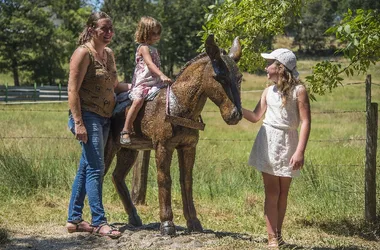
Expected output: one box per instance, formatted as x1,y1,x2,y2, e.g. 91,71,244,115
290,150,304,170
75,122,88,144
160,74,173,85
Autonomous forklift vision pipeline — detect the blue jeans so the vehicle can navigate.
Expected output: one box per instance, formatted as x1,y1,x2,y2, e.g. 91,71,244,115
67,111,111,226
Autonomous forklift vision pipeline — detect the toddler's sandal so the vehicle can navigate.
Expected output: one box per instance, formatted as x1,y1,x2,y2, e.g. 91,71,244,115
120,131,131,145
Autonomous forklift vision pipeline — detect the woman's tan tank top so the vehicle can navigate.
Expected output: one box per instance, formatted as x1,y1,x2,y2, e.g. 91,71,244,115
79,45,117,118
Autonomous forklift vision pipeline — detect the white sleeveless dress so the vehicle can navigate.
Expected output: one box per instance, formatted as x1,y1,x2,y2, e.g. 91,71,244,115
248,84,303,177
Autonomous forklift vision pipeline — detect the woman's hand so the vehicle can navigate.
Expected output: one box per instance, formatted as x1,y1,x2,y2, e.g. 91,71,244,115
75,122,88,144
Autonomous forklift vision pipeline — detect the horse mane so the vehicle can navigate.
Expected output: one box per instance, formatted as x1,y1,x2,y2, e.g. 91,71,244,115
174,52,208,80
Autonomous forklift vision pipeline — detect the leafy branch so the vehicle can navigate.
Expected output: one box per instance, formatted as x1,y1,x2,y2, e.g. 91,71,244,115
306,9,380,100
199,0,302,73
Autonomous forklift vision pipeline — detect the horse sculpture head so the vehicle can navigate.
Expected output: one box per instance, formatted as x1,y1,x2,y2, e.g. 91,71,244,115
204,34,243,125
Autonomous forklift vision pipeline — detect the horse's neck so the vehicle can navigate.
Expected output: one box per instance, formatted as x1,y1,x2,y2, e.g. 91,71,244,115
170,58,209,119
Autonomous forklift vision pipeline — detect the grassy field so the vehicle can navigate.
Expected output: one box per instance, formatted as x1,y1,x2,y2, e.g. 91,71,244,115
0,59,379,249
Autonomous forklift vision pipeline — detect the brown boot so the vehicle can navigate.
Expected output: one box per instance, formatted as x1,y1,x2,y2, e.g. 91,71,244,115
267,233,279,249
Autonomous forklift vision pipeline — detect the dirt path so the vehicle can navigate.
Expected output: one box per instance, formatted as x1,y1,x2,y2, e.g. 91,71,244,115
3,223,379,249
2,223,260,250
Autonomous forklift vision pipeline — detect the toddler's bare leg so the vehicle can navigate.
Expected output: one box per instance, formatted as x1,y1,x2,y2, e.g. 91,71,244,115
120,99,144,144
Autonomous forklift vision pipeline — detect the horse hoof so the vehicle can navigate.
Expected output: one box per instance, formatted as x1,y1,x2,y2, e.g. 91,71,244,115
187,219,203,233
129,214,142,227
129,207,143,227
160,221,176,236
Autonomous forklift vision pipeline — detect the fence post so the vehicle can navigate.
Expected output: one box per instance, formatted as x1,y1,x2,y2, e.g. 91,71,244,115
5,82,8,103
59,83,62,101
365,74,378,223
131,150,151,205
34,82,37,102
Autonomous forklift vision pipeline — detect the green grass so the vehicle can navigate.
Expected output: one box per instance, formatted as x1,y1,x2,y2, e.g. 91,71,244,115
0,59,379,249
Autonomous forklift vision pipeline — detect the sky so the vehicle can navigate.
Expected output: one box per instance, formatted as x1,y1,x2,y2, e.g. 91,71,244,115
88,0,103,10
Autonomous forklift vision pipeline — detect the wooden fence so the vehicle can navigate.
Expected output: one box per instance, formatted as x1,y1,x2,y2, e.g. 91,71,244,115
365,75,378,223
0,84,68,103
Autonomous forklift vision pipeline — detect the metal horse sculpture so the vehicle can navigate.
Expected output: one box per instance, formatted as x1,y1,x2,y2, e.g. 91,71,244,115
104,35,243,235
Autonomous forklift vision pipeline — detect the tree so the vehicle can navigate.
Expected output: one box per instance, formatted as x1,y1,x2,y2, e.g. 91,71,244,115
288,0,379,54
50,0,92,60
152,0,215,76
338,0,380,13
306,9,380,99
291,0,338,53
0,1,52,85
200,0,302,74
0,0,91,86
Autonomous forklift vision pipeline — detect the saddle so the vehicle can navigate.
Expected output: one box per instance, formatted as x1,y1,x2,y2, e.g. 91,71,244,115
112,86,205,150
112,89,160,150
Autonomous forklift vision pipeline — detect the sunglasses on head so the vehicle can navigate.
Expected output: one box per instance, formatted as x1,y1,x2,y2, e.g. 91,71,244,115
96,26,114,33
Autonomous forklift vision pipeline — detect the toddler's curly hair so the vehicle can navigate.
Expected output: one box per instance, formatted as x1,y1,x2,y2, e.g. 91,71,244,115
135,16,162,44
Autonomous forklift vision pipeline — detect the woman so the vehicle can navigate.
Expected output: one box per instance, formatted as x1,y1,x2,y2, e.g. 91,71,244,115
66,11,129,239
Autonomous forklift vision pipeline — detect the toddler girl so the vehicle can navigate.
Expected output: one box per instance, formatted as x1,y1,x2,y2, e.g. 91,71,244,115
120,16,172,144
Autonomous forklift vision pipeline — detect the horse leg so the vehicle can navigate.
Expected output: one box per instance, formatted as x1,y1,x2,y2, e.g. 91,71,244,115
177,147,203,233
112,148,142,227
155,144,175,235
104,130,119,176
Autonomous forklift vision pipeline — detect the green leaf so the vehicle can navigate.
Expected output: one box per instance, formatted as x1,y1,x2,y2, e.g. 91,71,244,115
344,24,351,34
353,39,359,46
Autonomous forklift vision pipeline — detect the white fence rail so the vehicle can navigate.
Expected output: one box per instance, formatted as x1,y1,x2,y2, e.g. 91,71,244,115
0,84,68,103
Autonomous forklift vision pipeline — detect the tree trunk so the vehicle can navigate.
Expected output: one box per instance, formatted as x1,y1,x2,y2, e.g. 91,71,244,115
12,58,20,86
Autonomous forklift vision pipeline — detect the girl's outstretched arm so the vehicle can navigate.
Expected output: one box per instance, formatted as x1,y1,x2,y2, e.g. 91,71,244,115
290,85,311,170
140,45,172,83
242,87,268,123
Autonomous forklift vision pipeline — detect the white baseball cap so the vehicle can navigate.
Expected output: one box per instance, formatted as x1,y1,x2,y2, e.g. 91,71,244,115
261,48,299,78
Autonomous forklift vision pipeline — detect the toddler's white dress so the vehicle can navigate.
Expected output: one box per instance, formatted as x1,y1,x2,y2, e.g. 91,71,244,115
248,84,303,177
129,44,166,100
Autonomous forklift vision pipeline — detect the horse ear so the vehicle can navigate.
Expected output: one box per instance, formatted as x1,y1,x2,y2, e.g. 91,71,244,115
205,34,221,61
205,34,227,76
228,37,242,62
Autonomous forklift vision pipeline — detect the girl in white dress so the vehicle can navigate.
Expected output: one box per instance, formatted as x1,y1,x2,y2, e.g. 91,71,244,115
242,48,311,248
